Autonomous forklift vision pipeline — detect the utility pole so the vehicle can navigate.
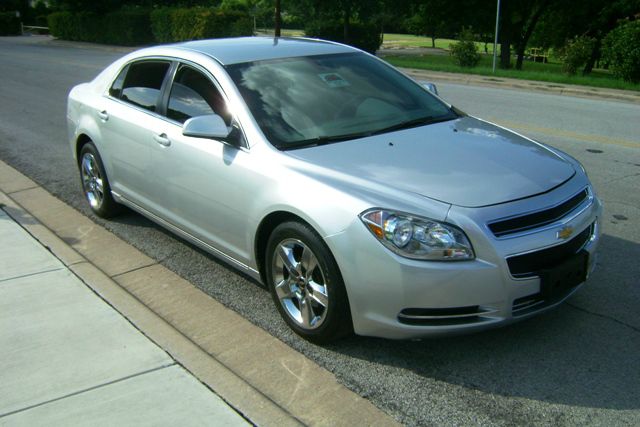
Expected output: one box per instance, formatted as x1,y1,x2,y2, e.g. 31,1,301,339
492,0,501,73
275,0,282,37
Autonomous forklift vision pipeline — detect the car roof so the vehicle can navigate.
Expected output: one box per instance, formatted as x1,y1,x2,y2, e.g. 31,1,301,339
170,37,357,65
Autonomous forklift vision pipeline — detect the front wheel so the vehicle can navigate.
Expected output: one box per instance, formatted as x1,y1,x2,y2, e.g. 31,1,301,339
266,221,352,343
79,142,121,218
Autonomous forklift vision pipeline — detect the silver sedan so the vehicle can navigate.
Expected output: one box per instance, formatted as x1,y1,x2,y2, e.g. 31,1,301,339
67,37,602,342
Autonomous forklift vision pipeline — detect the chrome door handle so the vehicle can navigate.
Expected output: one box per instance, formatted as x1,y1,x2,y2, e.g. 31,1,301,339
98,110,109,121
153,133,171,147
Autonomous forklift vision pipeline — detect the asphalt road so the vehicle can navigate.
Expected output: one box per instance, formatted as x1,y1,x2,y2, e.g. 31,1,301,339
1,36,639,426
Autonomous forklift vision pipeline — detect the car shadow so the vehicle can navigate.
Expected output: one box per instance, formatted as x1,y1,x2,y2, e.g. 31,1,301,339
322,233,640,411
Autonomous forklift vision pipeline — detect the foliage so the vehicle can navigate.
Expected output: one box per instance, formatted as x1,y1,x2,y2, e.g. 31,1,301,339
305,20,382,54
0,11,20,35
603,20,640,83
560,36,596,75
449,28,480,67
48,9,153,45
102,8,154,45
150,7,253,43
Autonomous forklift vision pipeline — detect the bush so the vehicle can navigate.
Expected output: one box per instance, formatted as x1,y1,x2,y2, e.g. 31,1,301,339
305,21,382,54
102,9,154,46
49,7,251,46
0,12,21,36
48,12,97,42
49,9,153,45
150,8,173,43
449,28,480,67
603,20,640,83
560,36,595,75
150,7,253,43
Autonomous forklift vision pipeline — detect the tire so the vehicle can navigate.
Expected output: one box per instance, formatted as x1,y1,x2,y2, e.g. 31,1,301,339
79,142,121,218
265,221,353,343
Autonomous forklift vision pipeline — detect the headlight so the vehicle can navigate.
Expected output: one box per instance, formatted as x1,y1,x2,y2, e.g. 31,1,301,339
359,209,475,261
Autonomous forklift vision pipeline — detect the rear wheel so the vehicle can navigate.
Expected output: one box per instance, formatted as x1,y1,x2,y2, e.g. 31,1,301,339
79,142,121,218
266,221,352,343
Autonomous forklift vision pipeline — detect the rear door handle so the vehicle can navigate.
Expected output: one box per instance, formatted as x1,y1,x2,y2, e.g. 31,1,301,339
98,110,109,121
153,133,171,147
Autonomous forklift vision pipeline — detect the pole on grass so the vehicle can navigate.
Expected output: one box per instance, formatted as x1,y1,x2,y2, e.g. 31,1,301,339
492,0,501,73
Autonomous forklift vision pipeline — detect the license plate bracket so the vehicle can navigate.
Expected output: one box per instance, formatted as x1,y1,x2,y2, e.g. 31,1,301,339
539,251,588,302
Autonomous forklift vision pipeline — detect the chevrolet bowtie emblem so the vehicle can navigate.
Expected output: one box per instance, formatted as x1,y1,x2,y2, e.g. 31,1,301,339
557,226,574,240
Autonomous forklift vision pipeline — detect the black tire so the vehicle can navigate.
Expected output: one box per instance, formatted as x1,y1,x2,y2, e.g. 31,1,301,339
265,221,353,344
78,142,121,218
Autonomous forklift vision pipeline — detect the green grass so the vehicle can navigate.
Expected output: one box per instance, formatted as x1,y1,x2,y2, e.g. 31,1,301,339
384,54,640,92
383,33,497,54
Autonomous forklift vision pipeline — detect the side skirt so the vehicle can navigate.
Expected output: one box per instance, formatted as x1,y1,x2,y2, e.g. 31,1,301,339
112,191,262,281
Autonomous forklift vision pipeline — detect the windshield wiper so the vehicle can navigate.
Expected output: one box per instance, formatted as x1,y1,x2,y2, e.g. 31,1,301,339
370,115,454,136
282,131,373,150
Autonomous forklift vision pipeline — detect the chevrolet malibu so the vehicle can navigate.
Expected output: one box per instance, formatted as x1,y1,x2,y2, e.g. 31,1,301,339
67,37,602,342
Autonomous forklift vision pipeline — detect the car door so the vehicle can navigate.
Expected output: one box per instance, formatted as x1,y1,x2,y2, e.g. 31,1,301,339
151,63,258,264
101,59,173,213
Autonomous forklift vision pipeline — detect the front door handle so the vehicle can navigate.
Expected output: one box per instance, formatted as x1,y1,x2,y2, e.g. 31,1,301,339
153,133,171,147
98,110,109,121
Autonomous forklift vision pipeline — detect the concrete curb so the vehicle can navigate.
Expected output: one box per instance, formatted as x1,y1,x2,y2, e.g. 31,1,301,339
0,159,400,427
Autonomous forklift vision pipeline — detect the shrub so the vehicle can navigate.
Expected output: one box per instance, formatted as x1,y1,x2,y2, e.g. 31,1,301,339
150,8,173,43
603,20,640,83
49,9,153,45
102,9,154,46
0,12,21,36
560,36,595,75
449,28,480,67
48,12,97,42
305,20,382,54
150,7,253,43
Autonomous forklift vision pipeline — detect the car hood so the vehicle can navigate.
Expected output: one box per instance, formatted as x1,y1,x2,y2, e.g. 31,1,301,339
286,116,575,208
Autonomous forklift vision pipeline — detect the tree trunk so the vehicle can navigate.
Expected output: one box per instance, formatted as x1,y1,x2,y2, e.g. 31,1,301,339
500,38,511,69
514,1,549,70
343,4,351,43
583,38,601,75
274,0,281,37
515,42,526,70
431,37,435,48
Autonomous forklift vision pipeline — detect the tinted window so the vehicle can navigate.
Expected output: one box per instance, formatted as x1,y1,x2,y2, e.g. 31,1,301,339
226,53,455,149
167,65,230,124
115,61,170,112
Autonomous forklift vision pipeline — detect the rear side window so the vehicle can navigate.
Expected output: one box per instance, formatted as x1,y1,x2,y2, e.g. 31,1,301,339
167,65,230,124
110,61,170,112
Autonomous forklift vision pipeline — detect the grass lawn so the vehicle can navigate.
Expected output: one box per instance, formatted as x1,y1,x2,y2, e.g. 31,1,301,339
385,54,640,92
382,33,497,54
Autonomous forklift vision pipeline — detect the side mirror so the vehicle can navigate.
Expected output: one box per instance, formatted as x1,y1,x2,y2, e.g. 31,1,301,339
419,81,439,95
183,114,231,139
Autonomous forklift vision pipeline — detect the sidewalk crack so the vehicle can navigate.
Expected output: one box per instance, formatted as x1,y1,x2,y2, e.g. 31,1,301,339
0,363,176,418
0,267,65,284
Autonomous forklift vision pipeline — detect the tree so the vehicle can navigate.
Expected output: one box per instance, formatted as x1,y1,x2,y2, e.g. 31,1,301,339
603,19,640,83
497,0,553,69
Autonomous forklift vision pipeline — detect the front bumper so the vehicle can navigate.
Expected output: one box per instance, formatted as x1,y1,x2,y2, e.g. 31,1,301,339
325,179,602,339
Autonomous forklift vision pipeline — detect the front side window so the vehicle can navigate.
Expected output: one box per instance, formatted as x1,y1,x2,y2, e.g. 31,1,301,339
167,65,230,124
111,61,171,112
226,52,456,149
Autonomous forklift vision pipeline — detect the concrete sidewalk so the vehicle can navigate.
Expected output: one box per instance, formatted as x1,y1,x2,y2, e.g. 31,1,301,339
0,207,249,426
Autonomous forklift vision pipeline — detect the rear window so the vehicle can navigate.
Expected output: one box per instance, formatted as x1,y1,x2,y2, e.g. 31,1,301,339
110,61,171,112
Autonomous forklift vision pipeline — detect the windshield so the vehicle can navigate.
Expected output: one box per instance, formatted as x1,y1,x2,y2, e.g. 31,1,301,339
226,52,457,150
